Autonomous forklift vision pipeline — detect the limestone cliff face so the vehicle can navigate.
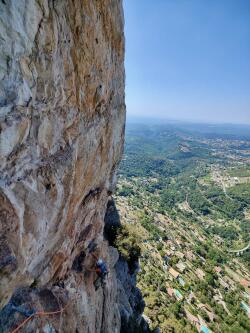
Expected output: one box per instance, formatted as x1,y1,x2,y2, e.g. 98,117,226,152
0,1,127,332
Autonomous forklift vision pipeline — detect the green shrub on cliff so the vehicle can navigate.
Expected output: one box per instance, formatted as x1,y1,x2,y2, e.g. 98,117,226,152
115,223,143,268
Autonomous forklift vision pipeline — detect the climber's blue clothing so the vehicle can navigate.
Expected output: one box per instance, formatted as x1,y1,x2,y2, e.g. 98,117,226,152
96,260,108,279
5,302,35,317
99,262,108,275
11,304,35,317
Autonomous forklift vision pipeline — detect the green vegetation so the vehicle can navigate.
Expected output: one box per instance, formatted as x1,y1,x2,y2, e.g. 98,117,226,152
228,167,250,177
115,223,143,269
116,122,250,333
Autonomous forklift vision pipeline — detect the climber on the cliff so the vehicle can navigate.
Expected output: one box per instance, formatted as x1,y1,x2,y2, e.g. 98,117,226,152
88,251,109,289
94,258,109,290
96,258,108,280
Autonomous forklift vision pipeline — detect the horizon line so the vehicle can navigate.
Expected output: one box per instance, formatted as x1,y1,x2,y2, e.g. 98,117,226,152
126,114,250,127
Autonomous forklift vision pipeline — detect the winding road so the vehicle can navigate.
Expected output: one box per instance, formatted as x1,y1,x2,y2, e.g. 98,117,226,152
227,242,250,254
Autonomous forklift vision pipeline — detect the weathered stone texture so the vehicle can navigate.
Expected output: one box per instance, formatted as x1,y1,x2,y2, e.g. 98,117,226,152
0,0,125,332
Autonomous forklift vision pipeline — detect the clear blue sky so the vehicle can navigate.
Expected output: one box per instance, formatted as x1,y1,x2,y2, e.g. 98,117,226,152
124,0,250,124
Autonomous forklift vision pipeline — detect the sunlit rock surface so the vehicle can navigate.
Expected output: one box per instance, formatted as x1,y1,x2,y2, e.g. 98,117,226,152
0,0,128,332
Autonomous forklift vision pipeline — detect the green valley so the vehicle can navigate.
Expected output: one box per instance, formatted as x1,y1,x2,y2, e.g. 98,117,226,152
115,121,250,333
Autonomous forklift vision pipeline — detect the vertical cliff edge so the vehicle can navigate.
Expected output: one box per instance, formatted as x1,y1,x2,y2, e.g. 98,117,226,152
0,1,147,332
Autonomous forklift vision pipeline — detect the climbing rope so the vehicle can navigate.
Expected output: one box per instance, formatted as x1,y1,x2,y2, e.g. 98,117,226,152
9,291,83,333
10,313,35,333
8,252,105,332
10,303,69,333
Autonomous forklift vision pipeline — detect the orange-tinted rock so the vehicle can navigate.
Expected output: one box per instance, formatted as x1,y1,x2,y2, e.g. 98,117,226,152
0,1,125,332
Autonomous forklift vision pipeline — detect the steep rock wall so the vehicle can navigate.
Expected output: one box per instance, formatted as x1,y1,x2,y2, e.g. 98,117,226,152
104,199,151,333
0,1,126,332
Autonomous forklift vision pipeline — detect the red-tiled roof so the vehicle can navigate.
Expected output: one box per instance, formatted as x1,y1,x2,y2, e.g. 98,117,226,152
240,279,250,287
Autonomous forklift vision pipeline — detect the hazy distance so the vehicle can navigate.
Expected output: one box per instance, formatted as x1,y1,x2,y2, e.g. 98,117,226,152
124,0,250,125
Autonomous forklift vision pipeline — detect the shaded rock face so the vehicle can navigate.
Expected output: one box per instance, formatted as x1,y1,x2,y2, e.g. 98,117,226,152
0,0,126,332
116,258,150,333
104,199,151,333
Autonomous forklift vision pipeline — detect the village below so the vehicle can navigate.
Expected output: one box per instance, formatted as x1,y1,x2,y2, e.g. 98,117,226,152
115,121,250,333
